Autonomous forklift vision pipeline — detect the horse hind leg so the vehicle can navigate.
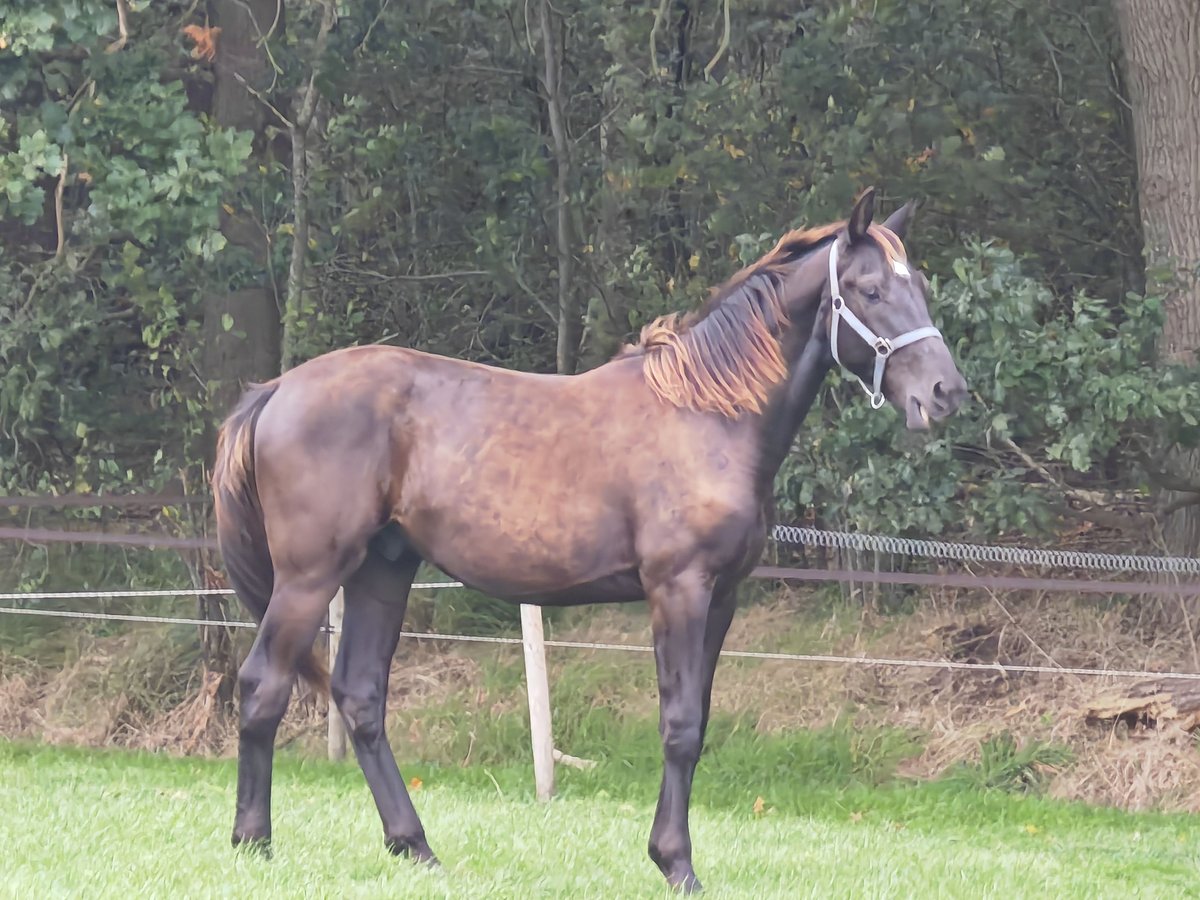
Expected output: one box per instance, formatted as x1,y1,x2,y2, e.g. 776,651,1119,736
232,570,343,850
331,546,437,864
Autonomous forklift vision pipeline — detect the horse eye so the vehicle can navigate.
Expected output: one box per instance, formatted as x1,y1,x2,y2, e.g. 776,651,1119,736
865,288,881,303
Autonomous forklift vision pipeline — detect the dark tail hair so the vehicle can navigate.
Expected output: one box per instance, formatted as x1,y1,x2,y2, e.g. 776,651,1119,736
212,381,329,695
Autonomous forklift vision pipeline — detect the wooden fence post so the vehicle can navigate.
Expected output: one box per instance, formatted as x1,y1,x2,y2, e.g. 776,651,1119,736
520,603,555,800
327,586,347,761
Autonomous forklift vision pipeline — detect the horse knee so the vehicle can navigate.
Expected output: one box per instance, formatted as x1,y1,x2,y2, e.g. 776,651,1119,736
331,677,384,744
238,665,292,737
660,712,703,764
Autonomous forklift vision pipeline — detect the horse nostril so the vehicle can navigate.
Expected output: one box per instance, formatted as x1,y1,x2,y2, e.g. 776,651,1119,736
931,375,967,413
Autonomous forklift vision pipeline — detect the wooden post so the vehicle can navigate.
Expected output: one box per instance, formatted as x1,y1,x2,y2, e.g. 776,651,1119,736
520,603,555,800
327,586,347,761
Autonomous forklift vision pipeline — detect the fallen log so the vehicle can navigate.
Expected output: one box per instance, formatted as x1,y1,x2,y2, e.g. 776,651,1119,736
1083,679,1200,731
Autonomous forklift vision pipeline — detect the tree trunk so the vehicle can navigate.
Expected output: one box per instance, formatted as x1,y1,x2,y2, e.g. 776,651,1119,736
199,0,285,702
281,0,335,372
1116,0,1200,362
201,0,283,425
539,0,579,376
1114,1,1200,567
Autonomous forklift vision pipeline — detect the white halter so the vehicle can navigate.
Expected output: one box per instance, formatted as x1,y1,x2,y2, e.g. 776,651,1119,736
826,239,944,409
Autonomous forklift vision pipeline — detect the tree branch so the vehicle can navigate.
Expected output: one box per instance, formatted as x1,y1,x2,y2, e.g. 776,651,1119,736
507,254,559,325
349,268,492,282
648,0,670,76
233,71,293,128
1164,494,1200,516
1144,466,1200,496
282,0,336,370
105,0,130,53
53,155,69,261
1000,435,1116,508
356,0,391,55
704,0,731,80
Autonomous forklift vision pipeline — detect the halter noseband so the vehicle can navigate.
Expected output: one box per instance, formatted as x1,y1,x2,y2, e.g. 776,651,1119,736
826,239,944,409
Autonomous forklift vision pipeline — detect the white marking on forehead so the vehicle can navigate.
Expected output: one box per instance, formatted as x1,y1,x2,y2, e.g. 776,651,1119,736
891,259,911,278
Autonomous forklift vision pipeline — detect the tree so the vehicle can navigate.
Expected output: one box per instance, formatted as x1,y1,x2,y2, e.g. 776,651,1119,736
199,0,284,431
1114,0,1200,555
538,0,579,375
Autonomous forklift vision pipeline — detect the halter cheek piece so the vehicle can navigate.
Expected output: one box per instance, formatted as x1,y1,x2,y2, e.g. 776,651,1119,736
826,239,944,410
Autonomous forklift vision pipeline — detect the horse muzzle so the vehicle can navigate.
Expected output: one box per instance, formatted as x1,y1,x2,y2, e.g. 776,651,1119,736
904,370,968,431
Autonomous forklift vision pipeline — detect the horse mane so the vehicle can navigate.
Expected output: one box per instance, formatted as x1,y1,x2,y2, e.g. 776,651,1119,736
629,221,907,417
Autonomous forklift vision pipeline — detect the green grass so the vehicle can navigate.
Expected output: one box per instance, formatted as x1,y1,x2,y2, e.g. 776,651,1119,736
3,734,1200,899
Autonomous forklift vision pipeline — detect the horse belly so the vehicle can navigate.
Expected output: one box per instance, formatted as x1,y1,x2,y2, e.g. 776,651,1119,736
528,568,645,606
395,490,637,603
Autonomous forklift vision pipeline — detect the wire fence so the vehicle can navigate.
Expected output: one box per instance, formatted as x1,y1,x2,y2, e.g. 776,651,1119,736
5,505,1200,683
4,602,1200,682
775,525,1200,575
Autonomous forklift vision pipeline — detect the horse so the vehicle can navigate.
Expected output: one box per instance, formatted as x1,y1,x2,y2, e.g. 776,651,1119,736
211,187,967,892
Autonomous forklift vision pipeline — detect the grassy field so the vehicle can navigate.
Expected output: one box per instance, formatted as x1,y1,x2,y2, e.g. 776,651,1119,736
3,732,1200,900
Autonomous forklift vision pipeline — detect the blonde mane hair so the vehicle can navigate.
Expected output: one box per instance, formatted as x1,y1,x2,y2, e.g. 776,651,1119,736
633,222,907,417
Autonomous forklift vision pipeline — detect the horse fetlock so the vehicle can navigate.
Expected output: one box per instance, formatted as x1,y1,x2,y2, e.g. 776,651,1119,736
385,832,438,865
669,869,703,894
648,833,692,869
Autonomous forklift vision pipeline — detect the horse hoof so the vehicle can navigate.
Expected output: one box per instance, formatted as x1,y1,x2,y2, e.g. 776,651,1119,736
386,835,439,866
667,870,703,894
231,832,273,859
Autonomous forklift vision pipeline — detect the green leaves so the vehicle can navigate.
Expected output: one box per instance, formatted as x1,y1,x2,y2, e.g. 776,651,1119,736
0,129,65,222
0,2,257,506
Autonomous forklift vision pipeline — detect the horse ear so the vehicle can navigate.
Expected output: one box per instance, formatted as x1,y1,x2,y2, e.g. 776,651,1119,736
882,200,918,240
848,187,875,243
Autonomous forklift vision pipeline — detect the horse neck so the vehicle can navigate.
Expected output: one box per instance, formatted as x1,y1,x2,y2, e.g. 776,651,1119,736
753,245,834,494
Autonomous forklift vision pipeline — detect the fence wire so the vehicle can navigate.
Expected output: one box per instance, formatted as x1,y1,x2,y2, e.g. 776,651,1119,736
3,604,1199,682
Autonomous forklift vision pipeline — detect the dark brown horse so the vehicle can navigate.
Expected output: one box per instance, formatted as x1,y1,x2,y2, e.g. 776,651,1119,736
212,188,966,892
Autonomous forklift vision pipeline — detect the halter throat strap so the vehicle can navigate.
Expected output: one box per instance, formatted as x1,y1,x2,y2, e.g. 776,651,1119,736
826,239,943,409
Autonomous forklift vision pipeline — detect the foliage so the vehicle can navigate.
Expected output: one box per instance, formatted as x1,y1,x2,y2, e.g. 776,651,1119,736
0,1,251,500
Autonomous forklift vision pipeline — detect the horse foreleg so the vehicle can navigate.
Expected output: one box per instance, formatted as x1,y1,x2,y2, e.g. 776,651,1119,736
233,577,339,851
699,587,737,740
646,569,715,893
331,551,437,864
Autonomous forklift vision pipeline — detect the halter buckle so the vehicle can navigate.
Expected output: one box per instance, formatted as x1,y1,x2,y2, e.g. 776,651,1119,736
874,337,892,357
870,391,886,410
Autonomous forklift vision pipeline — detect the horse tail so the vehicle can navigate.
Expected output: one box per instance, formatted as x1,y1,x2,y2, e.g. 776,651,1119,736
212,381,329,696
